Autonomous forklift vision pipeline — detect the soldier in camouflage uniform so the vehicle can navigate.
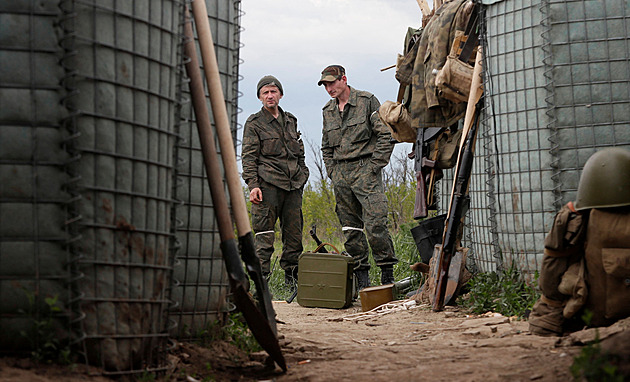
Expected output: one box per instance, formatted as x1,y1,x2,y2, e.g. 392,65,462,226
318,65,398,290
241,75,309,289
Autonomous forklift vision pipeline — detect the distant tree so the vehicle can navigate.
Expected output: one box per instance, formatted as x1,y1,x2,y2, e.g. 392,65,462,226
382,150,416,232
302,139,343,246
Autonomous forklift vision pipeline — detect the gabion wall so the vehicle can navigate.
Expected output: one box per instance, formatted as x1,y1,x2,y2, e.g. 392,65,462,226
0,0,72,353
0,0,242,376
439,0,630,277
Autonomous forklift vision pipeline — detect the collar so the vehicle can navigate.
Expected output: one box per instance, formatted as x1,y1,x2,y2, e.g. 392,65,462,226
325,86,357,112
260,106,284,123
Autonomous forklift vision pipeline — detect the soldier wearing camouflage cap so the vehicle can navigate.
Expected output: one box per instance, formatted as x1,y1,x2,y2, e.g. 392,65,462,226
242,75,309,291
318,65,398,290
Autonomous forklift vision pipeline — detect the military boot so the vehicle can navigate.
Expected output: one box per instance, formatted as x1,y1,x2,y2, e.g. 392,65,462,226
284,266,298,292
380,265,395,285
355,269,370,291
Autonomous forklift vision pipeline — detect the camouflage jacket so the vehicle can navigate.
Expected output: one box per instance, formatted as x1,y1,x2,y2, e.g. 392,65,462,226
321,87,394,177
404,0,471,128
242,107,309,191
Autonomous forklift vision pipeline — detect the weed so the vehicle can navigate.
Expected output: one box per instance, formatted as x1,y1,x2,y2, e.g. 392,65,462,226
204,362,217,381
19,290,72,364
136,370,156,381
570,311,624,381
195,313,262,355
192,319,224,346
223,313,262,353
459,264,539,318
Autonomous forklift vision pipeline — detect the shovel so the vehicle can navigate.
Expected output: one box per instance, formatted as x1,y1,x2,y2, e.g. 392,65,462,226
188,1,276,331
183,7,285,372
432,48,483,311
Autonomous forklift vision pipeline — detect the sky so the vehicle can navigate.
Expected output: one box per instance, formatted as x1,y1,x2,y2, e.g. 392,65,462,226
236,0,427,177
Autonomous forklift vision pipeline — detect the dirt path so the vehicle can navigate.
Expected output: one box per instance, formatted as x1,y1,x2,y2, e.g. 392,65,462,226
272,299,578,381
1,299,605,381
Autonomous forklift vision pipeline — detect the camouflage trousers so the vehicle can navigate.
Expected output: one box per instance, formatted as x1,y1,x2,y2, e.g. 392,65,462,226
331,159,397,270
251,180,303,274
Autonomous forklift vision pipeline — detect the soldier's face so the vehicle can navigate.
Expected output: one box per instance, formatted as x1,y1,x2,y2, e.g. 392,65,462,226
323,77,347,99
259,85,282,108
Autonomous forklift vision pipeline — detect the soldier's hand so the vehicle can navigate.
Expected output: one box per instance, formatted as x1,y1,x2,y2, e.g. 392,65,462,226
250,188,263,204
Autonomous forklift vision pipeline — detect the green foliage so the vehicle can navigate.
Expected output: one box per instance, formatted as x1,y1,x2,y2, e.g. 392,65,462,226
19,290,71,364
136,370,156,381
570,340,623,382
199,313,262,354
266,257,293,301
460,264,539,318
302,178,343,244
383,157,417,232
570,311,624,382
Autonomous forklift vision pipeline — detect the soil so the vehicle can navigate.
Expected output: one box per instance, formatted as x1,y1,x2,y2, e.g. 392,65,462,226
2,299,630,382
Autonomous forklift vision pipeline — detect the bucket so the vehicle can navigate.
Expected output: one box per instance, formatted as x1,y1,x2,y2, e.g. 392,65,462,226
410,214,446,263
359,284,394,312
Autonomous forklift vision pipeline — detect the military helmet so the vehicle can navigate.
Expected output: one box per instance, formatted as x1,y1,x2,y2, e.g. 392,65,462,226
574,147,630,211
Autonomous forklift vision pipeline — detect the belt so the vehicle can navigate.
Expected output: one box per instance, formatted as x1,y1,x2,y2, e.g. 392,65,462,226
335,154,372,164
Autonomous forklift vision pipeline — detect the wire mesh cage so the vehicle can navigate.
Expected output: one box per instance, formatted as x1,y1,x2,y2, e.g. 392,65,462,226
0,0,73,355
1,0,244,374
438,0,630,278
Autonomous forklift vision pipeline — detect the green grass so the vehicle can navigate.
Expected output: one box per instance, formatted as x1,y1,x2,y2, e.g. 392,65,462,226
570,311,624,381
195,312,262,354
19,290,72,365
458,263,540,318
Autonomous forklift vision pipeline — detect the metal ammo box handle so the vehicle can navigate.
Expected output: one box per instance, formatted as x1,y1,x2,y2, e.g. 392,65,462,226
315,242,340,254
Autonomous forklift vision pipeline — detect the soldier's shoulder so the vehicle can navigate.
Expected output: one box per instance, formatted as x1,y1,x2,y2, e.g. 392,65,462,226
322,99,336,111
246,109,265,123
245,113,259,124
285,111,298,121
355,88,375,99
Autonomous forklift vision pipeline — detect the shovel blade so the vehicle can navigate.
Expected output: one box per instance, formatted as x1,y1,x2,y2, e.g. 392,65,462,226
443,250,463,305
239,232,277,334
232,283,287,372
221,239,285,371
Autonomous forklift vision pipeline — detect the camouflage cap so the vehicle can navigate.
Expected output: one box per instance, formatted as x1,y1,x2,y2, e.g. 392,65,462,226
317,65,345,86
257,75,283,98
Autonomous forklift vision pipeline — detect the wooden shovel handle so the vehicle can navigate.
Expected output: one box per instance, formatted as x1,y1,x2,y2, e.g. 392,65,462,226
182,12,233,243
190,0,251,235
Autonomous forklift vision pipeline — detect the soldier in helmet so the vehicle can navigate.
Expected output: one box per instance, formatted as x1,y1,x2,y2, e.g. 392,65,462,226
529,147,630,336
241,75,309,291
318,64,398,290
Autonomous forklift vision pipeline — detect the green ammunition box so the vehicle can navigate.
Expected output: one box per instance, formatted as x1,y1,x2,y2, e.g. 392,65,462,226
297,252,354,309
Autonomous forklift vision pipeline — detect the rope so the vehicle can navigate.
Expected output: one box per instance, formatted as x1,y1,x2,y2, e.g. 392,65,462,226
341,299,427,322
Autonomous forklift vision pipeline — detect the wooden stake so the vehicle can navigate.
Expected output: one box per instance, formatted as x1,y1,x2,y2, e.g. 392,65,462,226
416,0,431,16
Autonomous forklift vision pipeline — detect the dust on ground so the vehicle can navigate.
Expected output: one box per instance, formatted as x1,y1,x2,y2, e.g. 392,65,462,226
2,300,629,382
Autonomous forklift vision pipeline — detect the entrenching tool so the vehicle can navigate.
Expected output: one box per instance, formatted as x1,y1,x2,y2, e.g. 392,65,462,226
432,48,484,311
184,5,285,371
